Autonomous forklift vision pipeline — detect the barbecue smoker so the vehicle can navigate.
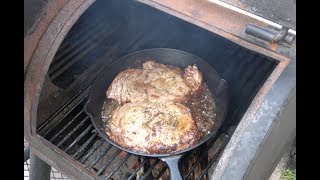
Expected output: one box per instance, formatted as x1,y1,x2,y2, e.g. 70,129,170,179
24,0,296,179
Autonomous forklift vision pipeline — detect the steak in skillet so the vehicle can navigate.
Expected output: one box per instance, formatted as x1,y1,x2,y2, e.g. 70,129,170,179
106,101,199,154
106,61,203,104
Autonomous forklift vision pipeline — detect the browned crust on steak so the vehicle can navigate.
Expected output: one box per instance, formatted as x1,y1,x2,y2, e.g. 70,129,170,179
183,65,203,92
106,60,203,104
106,101,200,154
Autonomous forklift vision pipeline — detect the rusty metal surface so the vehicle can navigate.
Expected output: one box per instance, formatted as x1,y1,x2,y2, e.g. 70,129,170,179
24,0,293,179
29,142,96,180
24,0,96,179
122,1,292,178
24,0,48,37
138,0,295,59
24,0,95,135
210,59,289,179
213,58,296,180
24,0,69,74
218,0,296,30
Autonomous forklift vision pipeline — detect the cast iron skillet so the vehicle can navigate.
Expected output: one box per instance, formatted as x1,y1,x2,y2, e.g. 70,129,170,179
84,48,228,180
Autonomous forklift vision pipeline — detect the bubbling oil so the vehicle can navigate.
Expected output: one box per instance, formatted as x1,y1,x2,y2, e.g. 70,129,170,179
184,84,216,138
101,99,119,132
101,83,216,139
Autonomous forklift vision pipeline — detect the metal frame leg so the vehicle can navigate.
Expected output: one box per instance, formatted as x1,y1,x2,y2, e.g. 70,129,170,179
30,151,51,180
24,146,30,162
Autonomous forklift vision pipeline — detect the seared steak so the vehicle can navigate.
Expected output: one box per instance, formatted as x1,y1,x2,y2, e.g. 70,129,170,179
107,101,199,154
106,61,203,104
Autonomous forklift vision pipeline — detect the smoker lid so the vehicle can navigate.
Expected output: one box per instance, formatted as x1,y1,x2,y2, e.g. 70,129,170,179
215,0,296,30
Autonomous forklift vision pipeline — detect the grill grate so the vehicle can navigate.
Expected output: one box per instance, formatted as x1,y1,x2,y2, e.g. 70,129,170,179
37,87,230,179
35,0,278,179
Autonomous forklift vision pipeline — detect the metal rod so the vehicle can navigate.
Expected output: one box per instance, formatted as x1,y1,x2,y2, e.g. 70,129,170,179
196,134,229,180
24,146,30,162
80,140,104,164
127,159,148,180
97,148,122,175
184,132,220,179
56,116,89,147
49,110,85,142
155,165,168,179
245,24,275,42
140,159,161,180
86,143,113,169
73,133,98,159
105,153,131,179
245,24,294,44
39,89,89,135
184,153,206,178
64,124,93,152
29,152,51,180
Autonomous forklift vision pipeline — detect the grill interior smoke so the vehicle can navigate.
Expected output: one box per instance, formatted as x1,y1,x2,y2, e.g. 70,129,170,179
34,0,279,179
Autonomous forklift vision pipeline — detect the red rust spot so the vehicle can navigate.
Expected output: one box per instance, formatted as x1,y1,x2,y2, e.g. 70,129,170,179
270,43,279,51
132,161,140,169
117,150,127,158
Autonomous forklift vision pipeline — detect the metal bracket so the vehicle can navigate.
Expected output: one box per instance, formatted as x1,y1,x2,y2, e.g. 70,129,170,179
245,24,295,45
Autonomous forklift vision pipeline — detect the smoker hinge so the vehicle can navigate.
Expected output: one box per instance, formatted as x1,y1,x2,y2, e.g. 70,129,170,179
245,24,295,45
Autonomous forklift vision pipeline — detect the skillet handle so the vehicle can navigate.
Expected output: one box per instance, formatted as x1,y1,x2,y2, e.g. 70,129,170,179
161,155,183,180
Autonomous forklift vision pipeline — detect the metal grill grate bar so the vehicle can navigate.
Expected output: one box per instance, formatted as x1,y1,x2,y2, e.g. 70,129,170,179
105,153,131,179
97,149,122,175
80,140,104,164
196,134,229,180
140,159,161,180
64,124,94,152
127,159,148,180
184,132,220,178
56,116,89,147
73,132,98,159
86,143,113,169
40,94,88,137
49,110,85,142
155,165,168,179
34,0,280,178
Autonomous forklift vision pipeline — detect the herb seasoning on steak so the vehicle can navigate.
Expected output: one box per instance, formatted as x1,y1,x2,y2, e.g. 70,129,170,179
102,61,215,154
